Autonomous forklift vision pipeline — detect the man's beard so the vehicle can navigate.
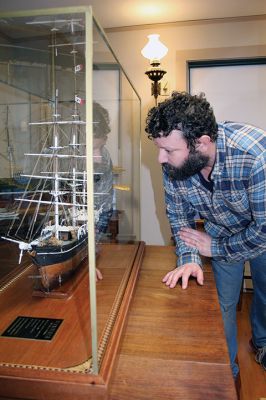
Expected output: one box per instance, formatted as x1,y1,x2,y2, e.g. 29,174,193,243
163,150,210,181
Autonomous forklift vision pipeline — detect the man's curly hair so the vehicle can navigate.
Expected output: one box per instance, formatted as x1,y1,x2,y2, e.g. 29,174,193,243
145,91,218,150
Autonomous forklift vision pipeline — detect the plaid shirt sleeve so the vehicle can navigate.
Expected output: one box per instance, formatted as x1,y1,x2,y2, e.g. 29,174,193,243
163,171,203,268
211,151,266,260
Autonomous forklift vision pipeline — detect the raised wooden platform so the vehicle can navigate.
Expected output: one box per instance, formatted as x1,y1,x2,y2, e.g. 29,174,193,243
0,242,145,400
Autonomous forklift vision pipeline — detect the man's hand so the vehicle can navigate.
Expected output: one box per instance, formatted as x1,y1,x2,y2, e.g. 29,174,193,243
162,263,204,289
179,227,212,257
96,268,103,281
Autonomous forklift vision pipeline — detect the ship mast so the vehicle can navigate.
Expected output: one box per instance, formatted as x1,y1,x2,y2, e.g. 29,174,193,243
71,45,79,228
51,28,60,239
53,89,60,238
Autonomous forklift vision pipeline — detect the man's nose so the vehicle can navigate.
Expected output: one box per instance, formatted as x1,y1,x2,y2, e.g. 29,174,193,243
158,148,168,164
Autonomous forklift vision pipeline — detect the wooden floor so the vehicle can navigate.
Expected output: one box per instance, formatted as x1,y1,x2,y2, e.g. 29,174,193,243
237,293,266,400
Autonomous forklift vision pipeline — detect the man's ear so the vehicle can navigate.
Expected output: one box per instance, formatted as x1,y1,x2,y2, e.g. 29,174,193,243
196,135,211,151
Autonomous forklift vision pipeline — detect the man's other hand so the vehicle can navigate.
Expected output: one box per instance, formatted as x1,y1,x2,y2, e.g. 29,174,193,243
162,263,204,289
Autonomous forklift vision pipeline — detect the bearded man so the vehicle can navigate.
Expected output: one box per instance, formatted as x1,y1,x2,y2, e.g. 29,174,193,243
145,91,266,379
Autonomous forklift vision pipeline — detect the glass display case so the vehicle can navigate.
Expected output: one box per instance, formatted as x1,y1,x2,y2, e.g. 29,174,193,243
0,7,143,400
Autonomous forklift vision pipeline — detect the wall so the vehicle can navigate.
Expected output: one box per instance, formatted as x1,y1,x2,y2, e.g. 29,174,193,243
105,16,266,244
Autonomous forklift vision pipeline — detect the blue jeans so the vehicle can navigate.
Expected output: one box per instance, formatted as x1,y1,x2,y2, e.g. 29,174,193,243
211,252,266,377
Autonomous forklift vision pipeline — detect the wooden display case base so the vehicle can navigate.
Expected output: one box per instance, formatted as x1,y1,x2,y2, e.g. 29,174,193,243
0,242,145,400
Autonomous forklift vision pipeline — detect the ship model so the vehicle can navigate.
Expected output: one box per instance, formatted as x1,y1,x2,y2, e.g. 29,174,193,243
1,24,100,293
1,88,94,292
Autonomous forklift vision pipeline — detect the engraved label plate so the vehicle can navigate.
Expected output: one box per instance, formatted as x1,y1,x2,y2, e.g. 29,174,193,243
1,316,63,340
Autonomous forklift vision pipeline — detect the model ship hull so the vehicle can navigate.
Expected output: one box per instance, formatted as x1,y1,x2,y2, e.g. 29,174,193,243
29,235,88,291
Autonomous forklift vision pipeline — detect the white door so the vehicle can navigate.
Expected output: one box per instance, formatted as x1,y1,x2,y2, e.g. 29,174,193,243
189,62,266,129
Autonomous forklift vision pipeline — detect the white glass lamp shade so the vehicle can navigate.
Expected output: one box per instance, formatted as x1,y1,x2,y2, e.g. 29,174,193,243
141,34,168,62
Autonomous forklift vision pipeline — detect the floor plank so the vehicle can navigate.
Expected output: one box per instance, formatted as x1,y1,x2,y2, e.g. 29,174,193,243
237,293,266,399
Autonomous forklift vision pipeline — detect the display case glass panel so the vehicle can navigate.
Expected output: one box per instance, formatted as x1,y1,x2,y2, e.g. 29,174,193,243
0,7,142,399
92,20,141,244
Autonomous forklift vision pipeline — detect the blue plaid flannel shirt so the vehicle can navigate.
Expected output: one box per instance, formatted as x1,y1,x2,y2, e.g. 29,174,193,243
163,122,266,267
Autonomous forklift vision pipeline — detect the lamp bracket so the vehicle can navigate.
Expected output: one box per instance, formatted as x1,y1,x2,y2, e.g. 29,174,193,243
145,68,166,83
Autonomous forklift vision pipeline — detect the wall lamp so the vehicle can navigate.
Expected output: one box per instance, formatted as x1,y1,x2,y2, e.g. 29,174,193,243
141,34,168,105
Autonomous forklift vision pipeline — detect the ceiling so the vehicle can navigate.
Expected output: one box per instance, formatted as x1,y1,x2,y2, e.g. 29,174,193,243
0,0,266,29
